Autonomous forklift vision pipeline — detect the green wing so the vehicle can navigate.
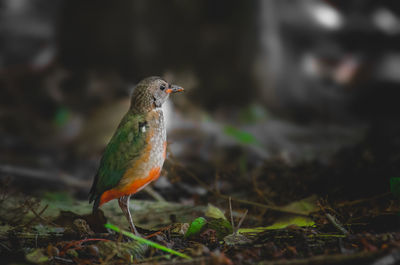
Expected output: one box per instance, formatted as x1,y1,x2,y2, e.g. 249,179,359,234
89,111,147,208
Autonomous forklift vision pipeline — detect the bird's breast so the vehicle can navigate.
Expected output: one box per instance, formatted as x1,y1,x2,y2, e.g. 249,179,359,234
116,109,166,191
147,109,166,170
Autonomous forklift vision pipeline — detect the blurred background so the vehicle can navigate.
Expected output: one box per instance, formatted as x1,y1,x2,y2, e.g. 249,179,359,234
1,0,400,204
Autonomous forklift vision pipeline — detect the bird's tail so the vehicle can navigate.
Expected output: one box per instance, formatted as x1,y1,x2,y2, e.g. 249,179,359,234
88,173,100,214
89,192,101,214
92,197,101,214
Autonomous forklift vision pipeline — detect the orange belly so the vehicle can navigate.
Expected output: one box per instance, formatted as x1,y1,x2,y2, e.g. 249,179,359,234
99,166,161,206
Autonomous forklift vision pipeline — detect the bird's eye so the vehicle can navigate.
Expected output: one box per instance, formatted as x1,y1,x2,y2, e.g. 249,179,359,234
160,84,166,91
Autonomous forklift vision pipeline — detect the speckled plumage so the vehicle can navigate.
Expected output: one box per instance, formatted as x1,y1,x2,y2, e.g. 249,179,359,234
88,76,183,234
115,108,166,193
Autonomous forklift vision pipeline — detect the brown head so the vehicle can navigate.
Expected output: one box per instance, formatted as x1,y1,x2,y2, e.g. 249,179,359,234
130,76,184,113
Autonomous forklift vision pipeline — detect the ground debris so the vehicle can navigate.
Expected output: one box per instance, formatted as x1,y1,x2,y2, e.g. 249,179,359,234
0,189,399,264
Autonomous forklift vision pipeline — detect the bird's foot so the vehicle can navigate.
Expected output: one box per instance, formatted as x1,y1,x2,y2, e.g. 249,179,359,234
130,224,141,237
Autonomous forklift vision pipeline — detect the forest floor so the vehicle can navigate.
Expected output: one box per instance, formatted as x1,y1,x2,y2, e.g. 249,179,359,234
1,137,400,265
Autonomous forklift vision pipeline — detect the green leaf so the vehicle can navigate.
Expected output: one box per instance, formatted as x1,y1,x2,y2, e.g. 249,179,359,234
105,223,191,260
390,177,400,197
205,204,227,220
223,125,257,144
207,218,233,240
26,249,49,264
185,217,207,238
239,216,315,234
281,195,319,215
265,216,315,229
238,196,318,235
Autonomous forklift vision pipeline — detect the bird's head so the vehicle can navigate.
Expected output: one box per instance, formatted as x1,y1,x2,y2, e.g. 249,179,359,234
130,76,184,113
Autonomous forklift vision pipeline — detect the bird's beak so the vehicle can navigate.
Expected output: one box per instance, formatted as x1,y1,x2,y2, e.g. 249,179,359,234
166,84,184,94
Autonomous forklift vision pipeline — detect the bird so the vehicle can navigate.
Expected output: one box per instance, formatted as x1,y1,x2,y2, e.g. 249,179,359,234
89,76,184,235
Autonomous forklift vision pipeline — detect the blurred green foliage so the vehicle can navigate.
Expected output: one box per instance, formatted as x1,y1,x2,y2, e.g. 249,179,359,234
54,107,70,127
239,104,269,124
224,125,257,144
390,177,400,197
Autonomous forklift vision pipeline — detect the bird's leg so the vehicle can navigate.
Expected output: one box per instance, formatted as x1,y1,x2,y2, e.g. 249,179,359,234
118,195,140,236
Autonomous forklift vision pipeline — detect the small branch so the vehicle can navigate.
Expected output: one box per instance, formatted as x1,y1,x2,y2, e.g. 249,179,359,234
229,197,235,231
0,241,11,251
0,164,91,190
336,192,392,207
236,209,248,233
326,213,349,236
24,204,54,227
144,186,166,202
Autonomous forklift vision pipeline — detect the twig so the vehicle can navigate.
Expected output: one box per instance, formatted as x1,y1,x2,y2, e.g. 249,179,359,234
0,241,11,251
336,192,392,207
24,204,53,227
53,257,74,264
29,205,59,227
144,225,172,239
235,209,248,233
0,164,91,190
326,213,349,235
144,186,166,202
59,238,111,256
138,257,212,265
229,197,235,231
